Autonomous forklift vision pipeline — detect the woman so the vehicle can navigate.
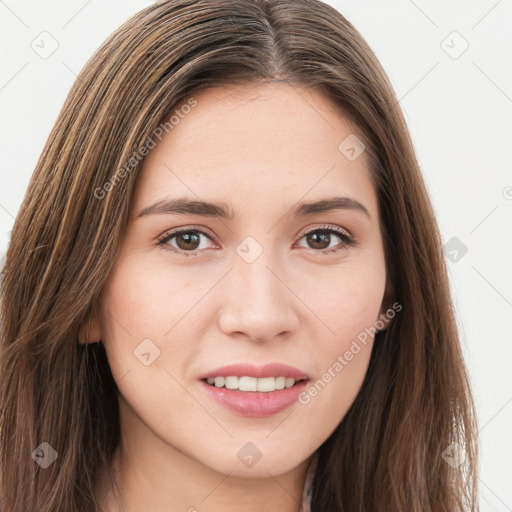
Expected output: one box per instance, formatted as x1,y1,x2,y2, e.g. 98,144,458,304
0,0,479,511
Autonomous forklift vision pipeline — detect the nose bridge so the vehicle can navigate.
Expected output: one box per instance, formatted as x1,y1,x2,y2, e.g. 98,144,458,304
218,244,298,341
237,256,282,310
234,233,282,301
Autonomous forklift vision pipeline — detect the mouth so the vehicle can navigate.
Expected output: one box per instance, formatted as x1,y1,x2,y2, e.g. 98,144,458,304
201,376,309,393
198,363,310,416
199,376,310,417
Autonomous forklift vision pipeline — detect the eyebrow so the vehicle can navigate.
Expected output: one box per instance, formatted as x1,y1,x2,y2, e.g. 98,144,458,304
137,196,371,220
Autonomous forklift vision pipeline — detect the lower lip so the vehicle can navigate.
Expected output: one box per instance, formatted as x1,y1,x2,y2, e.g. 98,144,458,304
199,379,309,417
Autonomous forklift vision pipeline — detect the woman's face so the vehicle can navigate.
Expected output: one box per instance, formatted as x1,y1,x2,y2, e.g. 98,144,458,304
95,82,388,478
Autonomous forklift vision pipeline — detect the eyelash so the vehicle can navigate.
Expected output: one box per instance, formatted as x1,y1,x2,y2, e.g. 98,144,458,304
157,224,356,257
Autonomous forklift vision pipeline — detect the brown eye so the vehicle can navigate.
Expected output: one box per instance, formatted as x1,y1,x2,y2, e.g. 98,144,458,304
158,229,215,255
296,226,354,254
305,230,332,250
158,225,354,257
174,231,201,250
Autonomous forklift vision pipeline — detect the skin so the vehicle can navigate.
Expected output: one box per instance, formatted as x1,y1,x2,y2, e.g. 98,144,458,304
85,82,391,512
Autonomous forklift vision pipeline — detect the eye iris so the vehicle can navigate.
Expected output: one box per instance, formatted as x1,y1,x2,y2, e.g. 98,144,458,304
176,232,200,250
307,231,331,250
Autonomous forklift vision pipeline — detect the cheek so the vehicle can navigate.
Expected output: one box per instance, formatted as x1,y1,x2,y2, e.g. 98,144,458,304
98,263,200,429
307,260,385,343
297,265,384,420
98,257,211,394
298,320,375,429
98,261,169,377
100,257,194,341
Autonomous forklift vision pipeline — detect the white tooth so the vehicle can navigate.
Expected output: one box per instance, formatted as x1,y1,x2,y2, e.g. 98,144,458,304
214,376,225,388
238,376,257,391
224,376,239,389
285,377,295,388
208,376,296,391
257,377,276,392
275,376,286,390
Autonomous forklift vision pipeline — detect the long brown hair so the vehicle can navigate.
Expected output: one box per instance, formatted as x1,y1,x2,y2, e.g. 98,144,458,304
0,0,479,510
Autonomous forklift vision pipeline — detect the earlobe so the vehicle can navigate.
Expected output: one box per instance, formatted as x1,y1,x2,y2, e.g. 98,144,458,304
377,277,394,332
78,308,102,344
376,309,392,332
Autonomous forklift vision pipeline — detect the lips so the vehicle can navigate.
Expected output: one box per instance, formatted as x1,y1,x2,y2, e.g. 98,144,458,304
199,379,309,417
198,363,310,417
198,362,309,381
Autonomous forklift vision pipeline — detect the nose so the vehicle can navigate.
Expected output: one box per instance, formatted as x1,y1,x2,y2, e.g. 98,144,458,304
217,255,299,343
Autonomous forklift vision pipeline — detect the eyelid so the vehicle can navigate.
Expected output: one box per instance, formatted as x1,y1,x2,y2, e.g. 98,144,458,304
296,223,352,239
157,223,352,241
156,225,219,246
157,223,356,255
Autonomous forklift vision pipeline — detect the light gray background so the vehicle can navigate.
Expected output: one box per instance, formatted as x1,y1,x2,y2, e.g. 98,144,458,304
1,1,511,510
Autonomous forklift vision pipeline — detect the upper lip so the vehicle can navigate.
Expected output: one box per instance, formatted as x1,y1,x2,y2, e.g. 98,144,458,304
199,363,309,380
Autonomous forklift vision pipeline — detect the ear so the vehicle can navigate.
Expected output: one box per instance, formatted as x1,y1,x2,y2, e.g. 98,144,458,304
376,276,394,332
77,305,102,344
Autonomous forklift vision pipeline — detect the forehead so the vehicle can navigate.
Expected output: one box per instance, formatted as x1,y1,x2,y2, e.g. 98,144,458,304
131,82,377,221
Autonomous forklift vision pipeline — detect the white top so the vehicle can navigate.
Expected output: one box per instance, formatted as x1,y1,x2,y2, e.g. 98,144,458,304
300,451,318,512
